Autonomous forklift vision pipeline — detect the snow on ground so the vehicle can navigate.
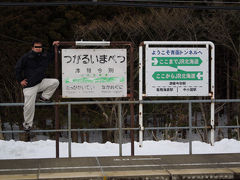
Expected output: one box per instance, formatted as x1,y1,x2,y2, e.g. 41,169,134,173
0,138,240,159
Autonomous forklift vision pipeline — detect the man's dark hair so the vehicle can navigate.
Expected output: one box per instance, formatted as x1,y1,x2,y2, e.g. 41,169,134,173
31,40,42,47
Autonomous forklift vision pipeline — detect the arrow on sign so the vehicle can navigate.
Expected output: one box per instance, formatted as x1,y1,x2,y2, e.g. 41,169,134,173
152,57,202,68
152,69,203,81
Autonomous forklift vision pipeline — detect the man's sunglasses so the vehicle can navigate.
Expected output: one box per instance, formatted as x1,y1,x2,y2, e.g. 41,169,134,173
34,46,43,48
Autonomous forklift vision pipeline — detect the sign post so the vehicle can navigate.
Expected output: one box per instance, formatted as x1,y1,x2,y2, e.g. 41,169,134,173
55,41,135,157
139,41,215,147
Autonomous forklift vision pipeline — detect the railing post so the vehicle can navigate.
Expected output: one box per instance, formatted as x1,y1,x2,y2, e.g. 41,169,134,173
68,104,72,158
139,44,144,148
189,102,192,155
118,103,122,156
54,44,59,158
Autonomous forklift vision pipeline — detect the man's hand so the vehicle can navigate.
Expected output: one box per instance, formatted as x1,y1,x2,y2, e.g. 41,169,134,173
20,79,28,87
52,41,60,46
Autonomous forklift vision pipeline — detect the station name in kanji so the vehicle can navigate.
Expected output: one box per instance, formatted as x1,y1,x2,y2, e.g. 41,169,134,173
63,54,125,64
74,67,115,74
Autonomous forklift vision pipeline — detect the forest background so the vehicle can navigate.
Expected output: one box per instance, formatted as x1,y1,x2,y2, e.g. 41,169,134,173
0,0,240,143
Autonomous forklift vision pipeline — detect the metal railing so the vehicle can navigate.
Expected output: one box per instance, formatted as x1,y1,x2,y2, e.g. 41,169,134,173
1,99,240,158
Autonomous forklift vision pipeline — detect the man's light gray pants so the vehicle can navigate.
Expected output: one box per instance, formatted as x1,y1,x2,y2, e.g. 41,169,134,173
23,78,59,129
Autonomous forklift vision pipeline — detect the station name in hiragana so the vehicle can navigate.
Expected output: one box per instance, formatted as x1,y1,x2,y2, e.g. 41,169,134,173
66,85,95,91
63,54,126,64
102,85,123,90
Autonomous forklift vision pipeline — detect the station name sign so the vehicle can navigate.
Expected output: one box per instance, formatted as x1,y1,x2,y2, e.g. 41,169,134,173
62,49,127,98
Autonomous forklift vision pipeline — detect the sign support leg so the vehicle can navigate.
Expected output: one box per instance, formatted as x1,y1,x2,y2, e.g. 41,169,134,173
210,42,215,146
139,45,143,147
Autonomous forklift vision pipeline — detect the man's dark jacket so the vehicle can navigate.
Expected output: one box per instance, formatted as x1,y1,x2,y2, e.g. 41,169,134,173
15,50,53,88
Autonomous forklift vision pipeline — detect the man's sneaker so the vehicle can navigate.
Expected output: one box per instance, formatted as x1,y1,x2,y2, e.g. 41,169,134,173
24,126,31,133
24,128,31,142
38,96,52,103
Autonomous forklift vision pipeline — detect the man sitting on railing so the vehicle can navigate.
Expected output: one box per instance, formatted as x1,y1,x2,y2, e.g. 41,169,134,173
15,40,59,133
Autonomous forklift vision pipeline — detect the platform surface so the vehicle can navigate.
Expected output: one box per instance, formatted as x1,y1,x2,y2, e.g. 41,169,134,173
0,154,240,179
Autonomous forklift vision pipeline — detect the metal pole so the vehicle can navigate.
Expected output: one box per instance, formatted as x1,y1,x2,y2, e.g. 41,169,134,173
111,41,135,155
68,104,72,158
118,104,122,156
129,44,135,156
189,102,192,155
210,42,215,146
54,44,59,158
139,44,143,147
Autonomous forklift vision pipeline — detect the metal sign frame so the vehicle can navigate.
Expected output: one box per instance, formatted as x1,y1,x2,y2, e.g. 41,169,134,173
54,41,135,157
139,41,215,147
146,47,209,96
